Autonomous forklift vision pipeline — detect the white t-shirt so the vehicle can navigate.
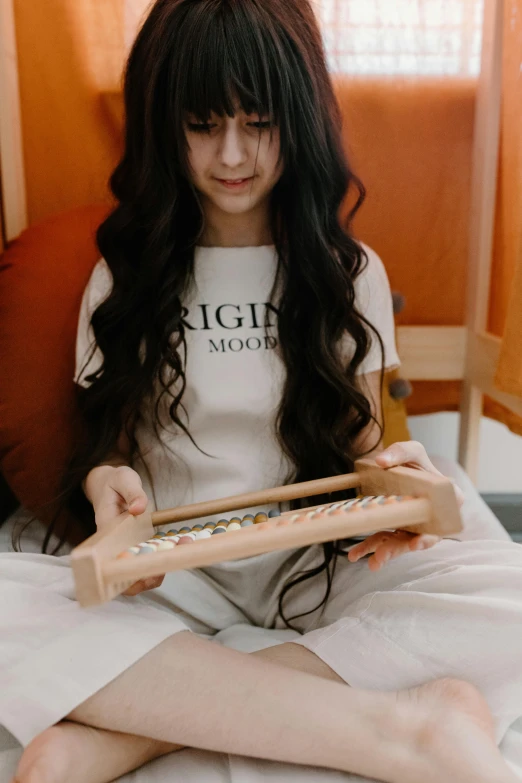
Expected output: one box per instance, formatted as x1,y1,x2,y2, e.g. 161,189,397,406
75,243,399,519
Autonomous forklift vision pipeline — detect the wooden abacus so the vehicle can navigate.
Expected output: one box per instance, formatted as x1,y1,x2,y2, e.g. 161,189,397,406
71,458,463,607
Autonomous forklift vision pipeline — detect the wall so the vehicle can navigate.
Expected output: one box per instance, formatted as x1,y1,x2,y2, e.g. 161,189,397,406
409,413,522,493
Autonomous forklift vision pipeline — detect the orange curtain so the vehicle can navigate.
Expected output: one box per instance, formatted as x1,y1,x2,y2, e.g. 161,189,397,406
13,0,126,225
490,0,522,434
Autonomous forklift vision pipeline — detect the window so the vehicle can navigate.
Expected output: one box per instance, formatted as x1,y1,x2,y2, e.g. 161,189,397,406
125,0,484,76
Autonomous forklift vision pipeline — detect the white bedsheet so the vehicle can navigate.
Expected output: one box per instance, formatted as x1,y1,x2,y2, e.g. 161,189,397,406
1,455,521,782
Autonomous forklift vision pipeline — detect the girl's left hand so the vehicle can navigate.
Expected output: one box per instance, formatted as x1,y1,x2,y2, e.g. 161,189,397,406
347,441,465,572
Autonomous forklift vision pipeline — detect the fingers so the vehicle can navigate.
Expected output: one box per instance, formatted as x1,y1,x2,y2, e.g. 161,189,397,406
108,466,148,515
348,530,412,562
375,441,440,473
348,531,442,569
93,466,149,530
376,442,466,508
122,575,165,596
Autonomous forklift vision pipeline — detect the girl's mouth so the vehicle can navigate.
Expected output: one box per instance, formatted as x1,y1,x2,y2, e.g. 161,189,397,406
215,177,254,190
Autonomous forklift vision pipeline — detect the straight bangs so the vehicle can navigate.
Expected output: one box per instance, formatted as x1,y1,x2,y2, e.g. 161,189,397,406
164,0,300,164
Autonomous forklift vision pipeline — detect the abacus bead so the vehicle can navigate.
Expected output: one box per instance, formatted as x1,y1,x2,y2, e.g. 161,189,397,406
166,529,179,536
229,517,242,525
218,519,229,526
227,522,241,531
254,513,268,524
204,523,215,530
138,545,156,554
155,540,175,550
192,524,204,531
179,526,191,533
177,536,194,545
240,519,254,527
116,551,135,560
242,514,255,521
277,518,292,527
268,509,281,518
195,529,212,540
212,527,226,534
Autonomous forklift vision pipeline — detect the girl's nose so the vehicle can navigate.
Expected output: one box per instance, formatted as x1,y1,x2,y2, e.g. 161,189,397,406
219,124,248,169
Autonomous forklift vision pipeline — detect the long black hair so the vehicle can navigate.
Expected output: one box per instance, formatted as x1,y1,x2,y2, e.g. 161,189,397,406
35,0,384,631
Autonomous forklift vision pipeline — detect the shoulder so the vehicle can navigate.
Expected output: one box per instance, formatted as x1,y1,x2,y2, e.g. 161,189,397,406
81,257,113,314
75,258,112,386
350,242,400,374
353,242,392,315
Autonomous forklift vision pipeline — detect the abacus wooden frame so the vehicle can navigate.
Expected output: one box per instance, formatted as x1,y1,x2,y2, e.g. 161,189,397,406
71,458,463,607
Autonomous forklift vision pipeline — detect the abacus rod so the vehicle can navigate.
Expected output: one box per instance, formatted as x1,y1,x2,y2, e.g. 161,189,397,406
151,472,363,526
107,498,432,583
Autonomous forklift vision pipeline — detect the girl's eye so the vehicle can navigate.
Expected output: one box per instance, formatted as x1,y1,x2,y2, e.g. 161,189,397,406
187,123,216,133
249,121,273,130
187,120,273,133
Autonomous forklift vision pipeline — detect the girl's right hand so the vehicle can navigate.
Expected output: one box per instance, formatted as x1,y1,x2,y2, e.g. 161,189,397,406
84,465,165,596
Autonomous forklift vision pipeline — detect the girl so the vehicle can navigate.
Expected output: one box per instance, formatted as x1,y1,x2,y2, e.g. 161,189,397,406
4,2,522,783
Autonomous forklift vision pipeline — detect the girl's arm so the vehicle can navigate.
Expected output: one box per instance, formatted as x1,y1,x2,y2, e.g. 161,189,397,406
352,370,384,458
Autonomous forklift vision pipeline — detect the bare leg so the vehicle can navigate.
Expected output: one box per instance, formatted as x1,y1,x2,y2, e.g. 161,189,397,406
14,632,519,783
12,643,345,783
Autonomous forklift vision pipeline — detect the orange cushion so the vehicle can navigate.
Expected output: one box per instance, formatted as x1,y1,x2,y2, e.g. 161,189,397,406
0,205,108,533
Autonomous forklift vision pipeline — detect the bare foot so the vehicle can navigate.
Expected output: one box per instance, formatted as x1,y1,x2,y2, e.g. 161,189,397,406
12,721,182,783
389,677,519,783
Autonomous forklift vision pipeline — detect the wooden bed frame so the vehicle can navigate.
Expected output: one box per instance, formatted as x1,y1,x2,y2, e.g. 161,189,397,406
71,458,463,607
0,0,517,483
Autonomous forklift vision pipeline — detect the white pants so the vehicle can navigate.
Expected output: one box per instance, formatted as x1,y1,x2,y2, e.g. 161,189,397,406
1,534,522,751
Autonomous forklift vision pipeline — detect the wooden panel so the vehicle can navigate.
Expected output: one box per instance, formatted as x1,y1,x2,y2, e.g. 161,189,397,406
0,0,27,240
71,510,154,607
468,332,522,419
397,326,466,380
459,0,504,478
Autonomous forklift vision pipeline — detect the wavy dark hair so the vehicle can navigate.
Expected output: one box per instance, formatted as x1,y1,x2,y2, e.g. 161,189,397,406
32,0,385,631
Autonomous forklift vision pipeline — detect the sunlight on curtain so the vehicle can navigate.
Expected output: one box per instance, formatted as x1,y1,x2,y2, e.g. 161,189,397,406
313,0,484,75
125,0,483,76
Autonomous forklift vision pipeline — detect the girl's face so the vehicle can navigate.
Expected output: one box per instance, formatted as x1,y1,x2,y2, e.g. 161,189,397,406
184,108,283,216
